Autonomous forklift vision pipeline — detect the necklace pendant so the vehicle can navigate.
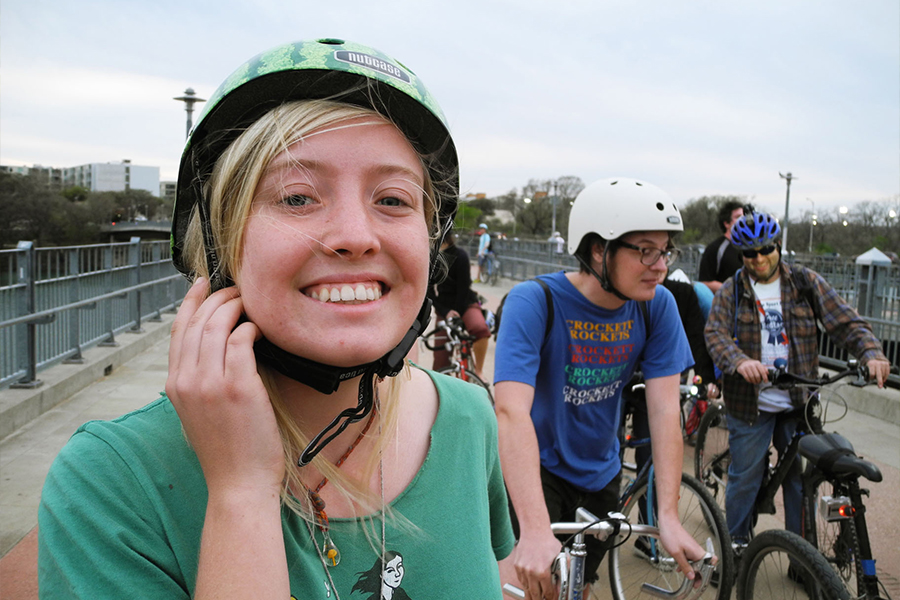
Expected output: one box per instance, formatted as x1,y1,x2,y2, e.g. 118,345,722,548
322,534,341,567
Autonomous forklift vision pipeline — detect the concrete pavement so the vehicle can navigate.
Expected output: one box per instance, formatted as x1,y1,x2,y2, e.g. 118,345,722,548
1,274,898,599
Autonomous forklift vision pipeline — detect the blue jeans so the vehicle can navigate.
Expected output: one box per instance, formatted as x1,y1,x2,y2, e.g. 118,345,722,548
725,410,803,541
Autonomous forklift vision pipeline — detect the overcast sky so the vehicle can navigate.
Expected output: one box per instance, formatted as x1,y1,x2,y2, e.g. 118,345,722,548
2,0,898,220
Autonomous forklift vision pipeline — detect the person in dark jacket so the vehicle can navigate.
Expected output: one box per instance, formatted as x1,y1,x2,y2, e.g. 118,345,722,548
429,233,490,378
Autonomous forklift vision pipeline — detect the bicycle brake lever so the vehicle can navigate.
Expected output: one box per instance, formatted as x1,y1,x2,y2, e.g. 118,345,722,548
850,364,869,387
640,538,715,599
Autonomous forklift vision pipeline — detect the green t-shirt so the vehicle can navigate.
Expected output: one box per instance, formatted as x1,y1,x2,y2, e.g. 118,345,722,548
38,370,514,598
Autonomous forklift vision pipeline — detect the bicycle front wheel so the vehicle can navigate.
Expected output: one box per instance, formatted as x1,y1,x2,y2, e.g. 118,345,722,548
737,529,850,600
695,402,730,508
608,472,733,600
435,366,494,405
802,473,863,598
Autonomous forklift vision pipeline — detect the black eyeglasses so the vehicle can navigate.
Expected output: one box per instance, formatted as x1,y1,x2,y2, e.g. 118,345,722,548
741,245,778,259
619,241,681,267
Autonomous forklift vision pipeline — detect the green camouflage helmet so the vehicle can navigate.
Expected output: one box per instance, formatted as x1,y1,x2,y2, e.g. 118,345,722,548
171,38,458,279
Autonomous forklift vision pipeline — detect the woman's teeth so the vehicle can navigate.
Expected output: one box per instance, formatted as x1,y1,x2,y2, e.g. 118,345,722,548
305,284,382,304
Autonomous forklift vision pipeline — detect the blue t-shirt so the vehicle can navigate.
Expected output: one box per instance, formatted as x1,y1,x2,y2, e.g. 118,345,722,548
495,271,692,492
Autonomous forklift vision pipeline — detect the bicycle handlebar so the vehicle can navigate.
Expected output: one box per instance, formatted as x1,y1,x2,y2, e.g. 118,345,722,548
420,317,477,351
766,358,898,390
502,510,715,600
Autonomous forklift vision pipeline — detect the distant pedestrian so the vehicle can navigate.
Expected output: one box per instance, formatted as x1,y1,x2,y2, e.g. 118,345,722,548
476,223,492,282
548,231,565,254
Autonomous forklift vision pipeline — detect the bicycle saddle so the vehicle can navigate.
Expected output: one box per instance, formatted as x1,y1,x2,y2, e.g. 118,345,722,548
799,433,883,482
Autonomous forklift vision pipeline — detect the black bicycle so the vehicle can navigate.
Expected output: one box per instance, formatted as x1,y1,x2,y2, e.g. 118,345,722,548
695,359,897,599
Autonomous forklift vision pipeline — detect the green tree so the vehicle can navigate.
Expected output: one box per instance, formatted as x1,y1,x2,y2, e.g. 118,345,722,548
467,197,496,217
61,185,90,203
0,171,67,247
454,203,483,232
679,195,748,245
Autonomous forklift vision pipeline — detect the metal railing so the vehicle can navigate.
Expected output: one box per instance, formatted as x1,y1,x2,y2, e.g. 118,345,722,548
465,237,899,386
2,236,896,389
1,238,189,389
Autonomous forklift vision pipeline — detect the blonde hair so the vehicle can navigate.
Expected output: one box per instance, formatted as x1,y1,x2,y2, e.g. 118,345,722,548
181,99,438,522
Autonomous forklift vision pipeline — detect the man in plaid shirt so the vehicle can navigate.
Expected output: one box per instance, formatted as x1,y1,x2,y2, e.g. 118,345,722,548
704,209,890,545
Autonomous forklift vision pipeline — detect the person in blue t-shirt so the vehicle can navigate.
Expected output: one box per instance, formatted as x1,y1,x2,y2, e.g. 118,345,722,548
476,223,492,281
495,178,706,599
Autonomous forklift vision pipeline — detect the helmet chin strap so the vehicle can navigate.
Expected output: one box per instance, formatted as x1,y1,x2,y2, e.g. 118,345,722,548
250,298,432,467
575,245,632,302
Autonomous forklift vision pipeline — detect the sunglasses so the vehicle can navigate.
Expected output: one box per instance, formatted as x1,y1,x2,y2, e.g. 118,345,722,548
741,245,778,259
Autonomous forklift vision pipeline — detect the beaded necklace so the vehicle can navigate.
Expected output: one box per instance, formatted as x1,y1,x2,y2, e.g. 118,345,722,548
304,386,386,600
307,401,378,567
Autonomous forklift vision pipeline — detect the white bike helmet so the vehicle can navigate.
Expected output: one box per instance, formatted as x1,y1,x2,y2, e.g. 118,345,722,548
567,177,683,300
567,177,683,254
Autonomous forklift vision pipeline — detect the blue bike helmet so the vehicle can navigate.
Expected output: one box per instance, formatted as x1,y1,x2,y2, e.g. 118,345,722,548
731,211,782,249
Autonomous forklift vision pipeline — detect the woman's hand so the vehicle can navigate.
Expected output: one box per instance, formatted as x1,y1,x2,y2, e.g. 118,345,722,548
166,278,285,498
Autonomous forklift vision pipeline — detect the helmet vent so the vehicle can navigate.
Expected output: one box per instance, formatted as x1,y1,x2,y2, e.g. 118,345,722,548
656,202,665,211
317,38,345,45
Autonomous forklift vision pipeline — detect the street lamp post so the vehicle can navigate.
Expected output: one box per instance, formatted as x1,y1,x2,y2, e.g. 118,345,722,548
173,88,207,139
840,205,849,227
550,181,559,238
806,198,815,253
779,172,796,254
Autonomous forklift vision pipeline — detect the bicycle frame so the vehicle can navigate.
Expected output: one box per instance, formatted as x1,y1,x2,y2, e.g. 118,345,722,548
502,509,715,600
753,402,818,518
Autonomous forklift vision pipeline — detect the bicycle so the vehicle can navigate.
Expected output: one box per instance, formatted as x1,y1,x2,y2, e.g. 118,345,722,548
420,316,493,404
617,388,734,600
503,507,717,600
786,362,897,600
695,358,897,599
737,529,851,600
482,250,500,286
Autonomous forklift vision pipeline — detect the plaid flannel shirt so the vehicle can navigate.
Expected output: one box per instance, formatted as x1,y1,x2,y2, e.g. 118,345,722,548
704,262,887,423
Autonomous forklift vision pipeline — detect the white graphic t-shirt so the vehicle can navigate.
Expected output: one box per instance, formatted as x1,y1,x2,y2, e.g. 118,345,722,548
752,278,792,412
